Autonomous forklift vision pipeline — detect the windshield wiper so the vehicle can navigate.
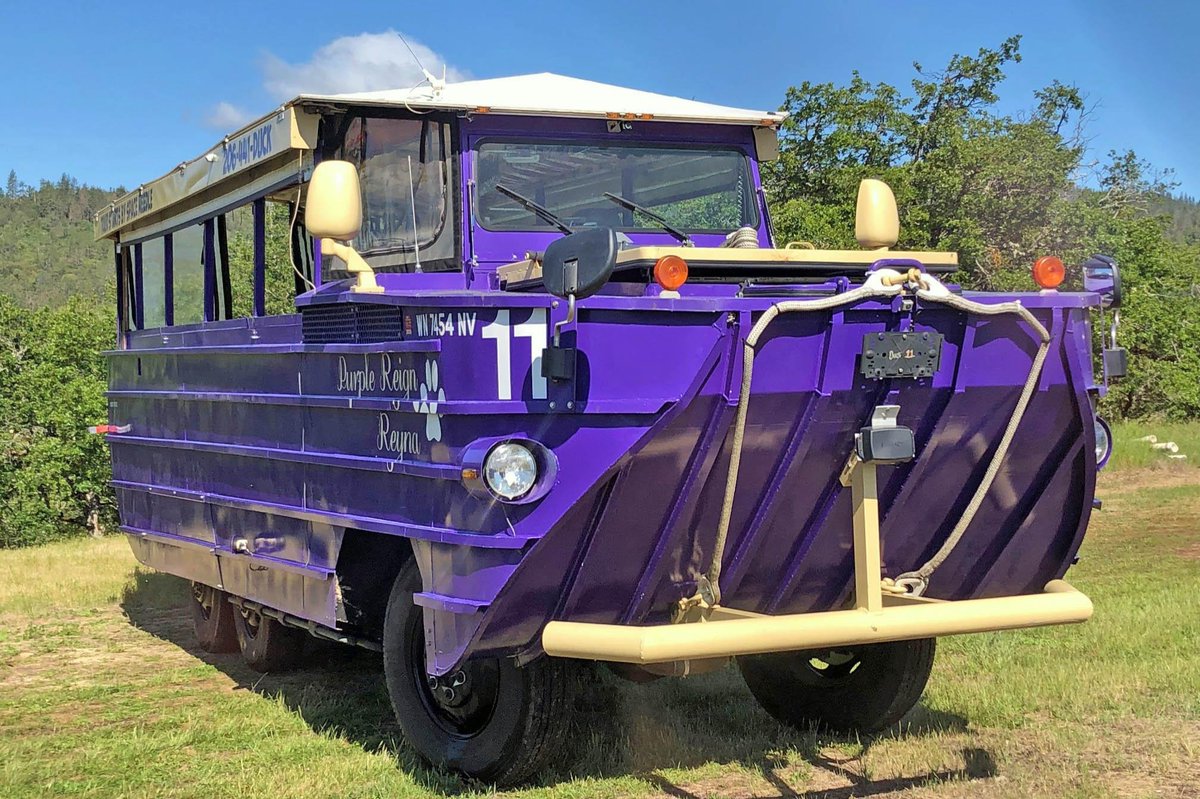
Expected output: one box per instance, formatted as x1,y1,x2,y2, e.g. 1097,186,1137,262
494,184,573,234
602,192,692,246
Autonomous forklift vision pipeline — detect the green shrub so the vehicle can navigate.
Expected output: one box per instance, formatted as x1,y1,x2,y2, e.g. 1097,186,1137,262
0,294,115,547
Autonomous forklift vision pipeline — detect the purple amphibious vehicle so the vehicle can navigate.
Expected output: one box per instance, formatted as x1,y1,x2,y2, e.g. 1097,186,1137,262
96,73,1124,784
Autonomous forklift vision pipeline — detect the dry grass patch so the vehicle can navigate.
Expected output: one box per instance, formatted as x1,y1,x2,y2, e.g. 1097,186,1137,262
0,458,1198,798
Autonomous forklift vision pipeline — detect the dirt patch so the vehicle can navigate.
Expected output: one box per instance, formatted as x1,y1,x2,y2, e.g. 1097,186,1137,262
638,735,1001,798
641,720,1200,799
0,607,235,693
1175,542,1200,561
1099,467,1200,495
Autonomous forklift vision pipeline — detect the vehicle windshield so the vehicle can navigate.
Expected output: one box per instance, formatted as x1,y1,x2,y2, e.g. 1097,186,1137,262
475,140,757,233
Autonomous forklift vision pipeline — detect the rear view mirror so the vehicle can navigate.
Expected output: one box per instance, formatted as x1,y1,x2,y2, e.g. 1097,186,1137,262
855,179,899,251
305,160,381,293
1083,254,1122,309
541,227,618,300
307,160,362,239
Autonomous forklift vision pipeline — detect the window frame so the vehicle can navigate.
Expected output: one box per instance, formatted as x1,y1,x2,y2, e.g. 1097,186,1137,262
323,109,462,274
472,136,759,235
115,183,313,336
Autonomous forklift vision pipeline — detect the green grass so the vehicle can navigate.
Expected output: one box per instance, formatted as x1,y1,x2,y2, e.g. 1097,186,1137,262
1,438,1198,797
1107,420,1200,472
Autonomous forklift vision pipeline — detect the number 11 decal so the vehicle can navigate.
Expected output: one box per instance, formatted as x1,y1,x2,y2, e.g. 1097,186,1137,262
482,309,548,400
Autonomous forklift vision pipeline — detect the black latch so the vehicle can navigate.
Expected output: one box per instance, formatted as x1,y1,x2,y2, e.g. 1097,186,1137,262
1103,347,1127,381
542,345,576,381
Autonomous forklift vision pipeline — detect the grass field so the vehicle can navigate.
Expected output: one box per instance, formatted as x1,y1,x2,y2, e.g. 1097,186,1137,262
1,434,1198,798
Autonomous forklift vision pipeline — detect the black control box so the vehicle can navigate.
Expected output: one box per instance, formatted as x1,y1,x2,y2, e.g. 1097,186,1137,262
856,426,916,464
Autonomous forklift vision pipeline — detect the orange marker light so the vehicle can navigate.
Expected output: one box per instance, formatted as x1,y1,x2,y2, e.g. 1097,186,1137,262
1033,255,1065,289
654,255,689,291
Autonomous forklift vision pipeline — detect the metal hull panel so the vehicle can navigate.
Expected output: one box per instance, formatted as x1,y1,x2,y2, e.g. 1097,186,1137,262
111,291,1097,674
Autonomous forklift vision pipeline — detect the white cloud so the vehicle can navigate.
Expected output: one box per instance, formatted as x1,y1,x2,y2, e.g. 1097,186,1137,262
203,101,255,130
260,30,467,100
204,31,464,132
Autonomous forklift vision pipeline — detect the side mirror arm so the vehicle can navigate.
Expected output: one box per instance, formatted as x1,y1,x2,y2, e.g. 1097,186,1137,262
553,293,576,347
320,238,382,294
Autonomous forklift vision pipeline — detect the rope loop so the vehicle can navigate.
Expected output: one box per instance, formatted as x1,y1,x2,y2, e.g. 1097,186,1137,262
702,274,1051,606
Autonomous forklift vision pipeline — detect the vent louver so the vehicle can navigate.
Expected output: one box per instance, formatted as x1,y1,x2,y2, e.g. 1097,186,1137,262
301,304,404,344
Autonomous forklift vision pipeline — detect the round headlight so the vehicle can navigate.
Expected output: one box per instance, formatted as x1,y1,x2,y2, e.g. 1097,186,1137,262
484,442,538,500
1094,417,1112,469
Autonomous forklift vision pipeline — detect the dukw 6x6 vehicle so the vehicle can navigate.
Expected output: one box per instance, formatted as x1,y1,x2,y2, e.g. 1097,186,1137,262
96,73,1123,784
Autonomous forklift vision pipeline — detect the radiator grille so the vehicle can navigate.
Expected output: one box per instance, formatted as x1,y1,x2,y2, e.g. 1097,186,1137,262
301,304,404,344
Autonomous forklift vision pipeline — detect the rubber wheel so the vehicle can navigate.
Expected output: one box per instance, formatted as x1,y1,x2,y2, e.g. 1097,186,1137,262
382,560,574,786
738,638,936,735
190,582,239,653
232,604,307,673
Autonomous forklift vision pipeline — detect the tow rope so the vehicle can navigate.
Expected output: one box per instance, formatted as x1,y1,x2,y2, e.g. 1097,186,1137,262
697,267,1051,610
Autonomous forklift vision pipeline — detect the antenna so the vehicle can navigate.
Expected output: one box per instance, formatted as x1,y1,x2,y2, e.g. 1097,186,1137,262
407,155,422,273
396,31,446,95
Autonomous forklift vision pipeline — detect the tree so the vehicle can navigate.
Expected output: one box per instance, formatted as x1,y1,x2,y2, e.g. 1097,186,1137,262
766,36,1200,419
1098,149,1178,218
0,293,116,547
0,176,123,308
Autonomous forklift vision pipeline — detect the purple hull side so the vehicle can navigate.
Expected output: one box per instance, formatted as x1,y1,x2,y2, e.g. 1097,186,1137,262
109,285,1097,674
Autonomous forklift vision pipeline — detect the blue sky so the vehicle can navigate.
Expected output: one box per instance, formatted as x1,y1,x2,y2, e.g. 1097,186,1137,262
3,1,1196,195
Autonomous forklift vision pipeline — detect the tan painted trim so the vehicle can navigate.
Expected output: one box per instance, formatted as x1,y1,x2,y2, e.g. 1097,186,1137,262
95,105,320,241
613,246,958,266
496,258,541,284
497,246,959,285
541,581,1093,663
112,153,312,245
753,126,780,162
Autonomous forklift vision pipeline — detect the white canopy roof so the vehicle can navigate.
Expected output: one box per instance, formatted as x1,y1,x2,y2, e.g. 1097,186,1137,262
297,72,785,126
98,73,782,240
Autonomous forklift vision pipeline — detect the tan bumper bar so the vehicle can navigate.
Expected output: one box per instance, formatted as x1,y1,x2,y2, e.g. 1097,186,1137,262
542,580,1092,664
543,454,1094,665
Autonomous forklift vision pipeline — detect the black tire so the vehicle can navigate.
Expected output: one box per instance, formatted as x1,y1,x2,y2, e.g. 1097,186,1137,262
232,604,307,673
190,582,239,654
738,638,936,735
382,560,574,786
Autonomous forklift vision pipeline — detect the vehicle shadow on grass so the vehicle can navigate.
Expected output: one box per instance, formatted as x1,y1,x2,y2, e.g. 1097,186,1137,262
122,571,996,797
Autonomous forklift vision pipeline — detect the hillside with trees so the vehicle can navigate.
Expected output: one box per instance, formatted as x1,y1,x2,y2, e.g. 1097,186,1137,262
1,173,124,308
1,35,1198,546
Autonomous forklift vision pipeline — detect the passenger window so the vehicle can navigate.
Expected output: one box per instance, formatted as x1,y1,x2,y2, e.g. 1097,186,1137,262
222,200,307,318
223,204,256,318
141,195,310,329
141,239,167,328
285,202,315,299
118,244,135,333
172,224,205,325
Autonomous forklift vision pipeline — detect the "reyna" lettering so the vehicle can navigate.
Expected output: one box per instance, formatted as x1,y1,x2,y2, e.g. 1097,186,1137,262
377,413,421,456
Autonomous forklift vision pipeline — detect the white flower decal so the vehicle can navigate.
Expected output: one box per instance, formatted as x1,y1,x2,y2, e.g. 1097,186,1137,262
414,359,445,441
